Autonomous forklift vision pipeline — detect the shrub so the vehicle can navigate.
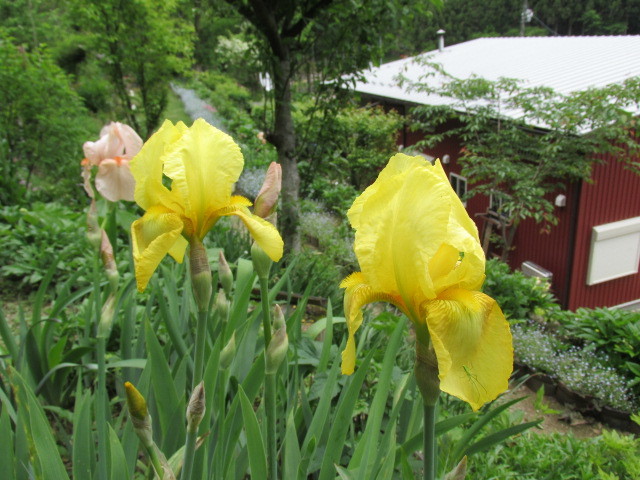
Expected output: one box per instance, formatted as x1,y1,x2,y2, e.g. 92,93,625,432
469,430,640,479
482,258,560,320
553,307,640,395
0,203,90,293
297,102,403,215
0,33,90,205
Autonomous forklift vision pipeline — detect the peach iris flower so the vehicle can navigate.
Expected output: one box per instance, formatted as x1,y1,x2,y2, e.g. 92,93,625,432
82,122,142,201
341,154,513,411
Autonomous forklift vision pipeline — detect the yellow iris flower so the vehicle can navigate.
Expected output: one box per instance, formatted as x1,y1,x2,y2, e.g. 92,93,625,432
341,154,512,411
130,118,284,292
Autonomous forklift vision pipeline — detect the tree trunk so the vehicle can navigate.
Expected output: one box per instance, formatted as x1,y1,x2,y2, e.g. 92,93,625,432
272,53,301,252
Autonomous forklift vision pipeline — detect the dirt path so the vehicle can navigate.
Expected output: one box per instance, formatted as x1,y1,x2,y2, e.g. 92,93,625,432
505,383,603,438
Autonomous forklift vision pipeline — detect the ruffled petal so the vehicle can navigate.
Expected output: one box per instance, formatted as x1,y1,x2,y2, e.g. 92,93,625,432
83,134,113,166
131,208,187,291
340,272,405,374
114,122,143,158
130,120,186,213
214,197,283,262
424,289,513,411
95,158,136,202
163,118,243,233
348,154,453,308
81,161,94,198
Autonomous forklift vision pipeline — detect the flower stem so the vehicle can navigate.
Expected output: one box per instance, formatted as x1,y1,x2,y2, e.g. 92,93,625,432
192,310,208,389
259,276,272,345
265,373,277,480
181,310,208,480
143,443,166,479
258,275,277,480
96,336,108,480
423,402,438,480
181,424,198,480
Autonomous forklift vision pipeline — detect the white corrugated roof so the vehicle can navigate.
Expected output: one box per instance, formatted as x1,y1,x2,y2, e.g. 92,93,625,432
353,36,640,112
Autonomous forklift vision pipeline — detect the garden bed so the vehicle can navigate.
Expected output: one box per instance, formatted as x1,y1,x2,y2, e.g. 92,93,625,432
515,362,640,434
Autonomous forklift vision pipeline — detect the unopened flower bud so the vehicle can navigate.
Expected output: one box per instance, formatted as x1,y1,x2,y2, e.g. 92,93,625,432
254,162,281,221
124,381,148,421
189,238,212,313
125,382,154,446
219,332,236,370
86,200,102,250
265,325,289,374
273,304,286,331
251,242,272,280
100,230,119,293
186,382,206,433
215,289,230,320
97,294,116,339
218,251,234,296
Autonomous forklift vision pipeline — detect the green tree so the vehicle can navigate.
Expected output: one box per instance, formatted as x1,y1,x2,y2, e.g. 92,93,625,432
224,0,440,251
72,0,193,138
412,73,640,259
0,33,89,205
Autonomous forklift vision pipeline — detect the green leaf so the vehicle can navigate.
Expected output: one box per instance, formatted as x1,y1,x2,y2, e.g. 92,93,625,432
0,406,16,480
317,300,334,372
283,409,301,480
0,305,19,361
350,318,406,477
238,385,267,480
144,320,182,442
105,359,147,370
464,420,541,458
9,367,70,480
108,425,131,480
303,316,346,340
72,390,94,480
301,348,341,454
317,349,375,480
451,396,528,463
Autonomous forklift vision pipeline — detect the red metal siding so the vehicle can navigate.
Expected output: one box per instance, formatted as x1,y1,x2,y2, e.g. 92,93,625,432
507,184,579,306
568,154,640,310
378,99,640,309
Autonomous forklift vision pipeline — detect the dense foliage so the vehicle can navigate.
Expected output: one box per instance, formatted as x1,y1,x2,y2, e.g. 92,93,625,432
412,75,640,258
0,33,91,205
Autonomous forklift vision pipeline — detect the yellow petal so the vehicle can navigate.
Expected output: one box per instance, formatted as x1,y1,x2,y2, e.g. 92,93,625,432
130,119,185,213
348,154,453,308
163,119,243,235
215,198,284,262
424,289,513,411
131,207,187,292
340,272,404,374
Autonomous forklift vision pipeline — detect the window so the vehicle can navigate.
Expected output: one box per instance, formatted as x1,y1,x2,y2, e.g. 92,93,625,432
449,172,467,204
586,216,640,285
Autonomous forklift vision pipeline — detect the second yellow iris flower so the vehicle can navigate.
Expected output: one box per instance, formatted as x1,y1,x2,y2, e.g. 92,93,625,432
341,153,512,411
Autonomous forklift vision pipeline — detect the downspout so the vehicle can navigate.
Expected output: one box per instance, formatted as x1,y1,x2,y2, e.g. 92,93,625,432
562,179,582,309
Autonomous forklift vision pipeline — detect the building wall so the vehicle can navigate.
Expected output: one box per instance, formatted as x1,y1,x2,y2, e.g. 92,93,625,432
568,154,640,310
403,118,578,305
378,97,640,309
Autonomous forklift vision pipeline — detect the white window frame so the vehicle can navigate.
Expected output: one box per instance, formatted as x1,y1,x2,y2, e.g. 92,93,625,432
586,216,640,286
449,172,467,205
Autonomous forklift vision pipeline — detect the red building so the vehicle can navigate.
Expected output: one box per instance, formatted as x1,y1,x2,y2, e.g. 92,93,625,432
353,36,640,310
